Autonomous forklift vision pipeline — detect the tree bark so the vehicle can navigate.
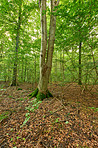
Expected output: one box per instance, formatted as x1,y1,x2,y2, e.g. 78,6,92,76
62,49,65,81
29,0,60,100
78,42,82,85
11,1,22,86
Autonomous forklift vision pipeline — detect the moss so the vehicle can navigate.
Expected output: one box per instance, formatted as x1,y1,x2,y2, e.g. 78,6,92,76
29,88,53,100
37,92,46,101
28,92,33,96
17,88,22,90
46,90,53,98
29,88,38,99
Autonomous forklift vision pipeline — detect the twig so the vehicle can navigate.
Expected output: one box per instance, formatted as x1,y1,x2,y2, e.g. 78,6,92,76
55,98,67,110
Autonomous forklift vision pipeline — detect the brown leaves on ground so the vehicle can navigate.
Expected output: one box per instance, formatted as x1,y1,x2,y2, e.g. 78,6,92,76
0,82,98,148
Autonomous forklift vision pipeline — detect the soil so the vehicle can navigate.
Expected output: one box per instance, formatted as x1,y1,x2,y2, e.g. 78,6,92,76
0,82,98,148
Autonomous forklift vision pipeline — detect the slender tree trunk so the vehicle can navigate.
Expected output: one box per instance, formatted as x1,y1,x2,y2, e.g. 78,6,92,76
62,49,65,81
60,51,62,80
91,46,98,76
21,58,24,81
0,41,3,59
24,60,27,82
55,51,58,81
37,0,48,94
34,55,36,83
29,0,60,100
8,67,10,82
78,42,82,85
11,1,22,86
4,64,7,82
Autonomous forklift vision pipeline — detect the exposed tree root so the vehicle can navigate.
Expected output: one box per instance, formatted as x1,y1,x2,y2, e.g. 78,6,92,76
29,88,53,100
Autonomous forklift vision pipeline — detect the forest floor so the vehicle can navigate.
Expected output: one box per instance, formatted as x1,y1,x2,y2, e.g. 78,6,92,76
0,82,98,148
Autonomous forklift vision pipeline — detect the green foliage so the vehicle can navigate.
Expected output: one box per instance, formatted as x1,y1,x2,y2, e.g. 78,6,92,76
88,107,98,112
20,98,24,101
23,138,26,141
0,111,10,121
9,95,13,98
50,111,53,114
20,113,30,128
17,88,22,90
10,138,13,141
65,121,69,124
0,0,97,86
26,99,42,112
16,136,20,139
55,118,59,123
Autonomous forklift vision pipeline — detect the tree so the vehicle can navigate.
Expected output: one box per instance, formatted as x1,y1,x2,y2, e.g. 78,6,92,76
78,42,82,85
11,0,22,86
29,0,60,100
55,0,98,85
0,0,40,84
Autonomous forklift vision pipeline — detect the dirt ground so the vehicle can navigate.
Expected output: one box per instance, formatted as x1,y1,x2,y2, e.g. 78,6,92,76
0,82,98,148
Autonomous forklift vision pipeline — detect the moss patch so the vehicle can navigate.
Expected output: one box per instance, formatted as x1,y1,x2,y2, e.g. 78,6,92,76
46,90,53,98
37,92,46,101
29,88,53,101
29,88,38,99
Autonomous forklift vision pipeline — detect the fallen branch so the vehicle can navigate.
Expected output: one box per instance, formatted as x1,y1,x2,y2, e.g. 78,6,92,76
55,97,67,110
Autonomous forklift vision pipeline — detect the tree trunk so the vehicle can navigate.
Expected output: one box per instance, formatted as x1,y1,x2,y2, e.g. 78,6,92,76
11,1,22,86
78,42,82,85
62,49,65,81
29,0,60,100
24,60,27,82
21,58,24,82
55,51,58,81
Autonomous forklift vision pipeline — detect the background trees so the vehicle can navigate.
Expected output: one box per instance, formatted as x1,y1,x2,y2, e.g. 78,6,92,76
0,0,98,89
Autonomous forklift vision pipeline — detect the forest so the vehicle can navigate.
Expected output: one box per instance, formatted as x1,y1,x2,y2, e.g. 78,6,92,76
0,0,98,147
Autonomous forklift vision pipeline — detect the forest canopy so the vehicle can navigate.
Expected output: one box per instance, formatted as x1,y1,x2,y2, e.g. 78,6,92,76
0,0,98,85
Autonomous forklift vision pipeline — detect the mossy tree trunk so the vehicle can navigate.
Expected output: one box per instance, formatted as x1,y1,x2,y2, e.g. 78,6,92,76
29,0,60,100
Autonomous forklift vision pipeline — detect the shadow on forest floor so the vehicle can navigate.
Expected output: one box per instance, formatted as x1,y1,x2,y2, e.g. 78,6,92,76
0,82,98,148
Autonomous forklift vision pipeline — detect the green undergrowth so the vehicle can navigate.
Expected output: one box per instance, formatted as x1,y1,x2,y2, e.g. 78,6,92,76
17,88,22,90
16,97,28,101
20,98,42,128
0,111,11,121
88,107,98,112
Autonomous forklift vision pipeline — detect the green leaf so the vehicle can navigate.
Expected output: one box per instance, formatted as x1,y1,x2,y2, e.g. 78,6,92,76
16,136,20,139
55,118,59,123
25,113,30,117
65,121,69,124
20,116,30,128
23,138,25,141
